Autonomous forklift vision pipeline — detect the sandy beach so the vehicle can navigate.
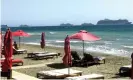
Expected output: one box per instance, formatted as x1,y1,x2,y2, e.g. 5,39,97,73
11,44,131,79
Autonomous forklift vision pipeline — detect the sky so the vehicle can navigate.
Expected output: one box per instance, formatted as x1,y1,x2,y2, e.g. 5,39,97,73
1,0,133,26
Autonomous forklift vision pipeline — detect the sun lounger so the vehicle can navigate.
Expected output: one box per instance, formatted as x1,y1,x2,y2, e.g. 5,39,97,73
1,59,23,66
37,68,82,79
27,52,48,58
13,47,27,54
119,65,131,74
82,53,106,66
71,51,105,67
33,52,59,60
16,49,27,54
65,73,104,80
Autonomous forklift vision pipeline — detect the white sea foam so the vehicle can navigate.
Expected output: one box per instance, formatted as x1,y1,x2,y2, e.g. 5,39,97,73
123,46,133,48
104,41,112,44
55,40,64,43
116,38,120,40
54,40,82,43
25,42,40,45
85,45,130,57
49,32,56,34
28,33,41,35
70,40,81,43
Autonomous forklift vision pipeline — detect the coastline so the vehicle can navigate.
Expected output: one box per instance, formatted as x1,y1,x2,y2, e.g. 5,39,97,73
12,44,131,79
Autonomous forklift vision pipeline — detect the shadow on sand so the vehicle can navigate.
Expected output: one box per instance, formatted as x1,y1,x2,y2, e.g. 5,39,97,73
111,72,131,79
47,63,67,69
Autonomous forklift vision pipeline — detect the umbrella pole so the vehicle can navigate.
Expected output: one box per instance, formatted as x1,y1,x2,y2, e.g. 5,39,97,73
19,37,20,48
83,40,84,54
68,54,70,76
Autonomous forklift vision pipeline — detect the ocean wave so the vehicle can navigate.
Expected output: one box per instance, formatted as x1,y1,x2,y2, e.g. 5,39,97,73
123,45,133,48
55,40,64,43
25,42,40,45
49,32,56,34
85,45,130,57
54,40,81,43
47,44,63,48
104,41,112,45
116,38,120,40
28,32,41,35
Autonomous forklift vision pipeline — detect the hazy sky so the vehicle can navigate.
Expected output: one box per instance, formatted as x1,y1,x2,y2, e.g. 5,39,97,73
1,0,133,26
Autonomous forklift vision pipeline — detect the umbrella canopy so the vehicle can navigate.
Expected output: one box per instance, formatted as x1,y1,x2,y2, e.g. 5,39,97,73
2,28,13,72
69,30,100,54
12,30,30,37
12,30,30,47
40,32,45,49
62,35,72,67
69,30,100,41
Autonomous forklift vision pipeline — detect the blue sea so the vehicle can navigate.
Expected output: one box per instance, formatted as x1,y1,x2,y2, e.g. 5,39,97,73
1,25,133,57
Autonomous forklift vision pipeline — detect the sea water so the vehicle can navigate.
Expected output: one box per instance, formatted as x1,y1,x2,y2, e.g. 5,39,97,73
1,25,133,57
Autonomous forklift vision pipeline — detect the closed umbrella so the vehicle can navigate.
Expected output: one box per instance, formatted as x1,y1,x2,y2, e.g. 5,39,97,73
131,53,133,79
12,30,30,47
0,33,1,54
62,35,72,75
69,30,100,54
40,32,45,50
2,28,13,79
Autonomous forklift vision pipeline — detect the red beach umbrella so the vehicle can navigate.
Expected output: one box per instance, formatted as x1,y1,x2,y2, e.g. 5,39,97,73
12,30,30,47
62,35,72,75
2,28,13,78
69,30,100,54
40,32,45,49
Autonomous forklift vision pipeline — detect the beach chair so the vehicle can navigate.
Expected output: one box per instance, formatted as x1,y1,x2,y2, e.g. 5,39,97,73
71,51,83,66
37,68,82,79
13,47,27,54
33,52,59,60
27,52,48,58
65,73,104,80
119,65,131,75
82,53,105,66
1,59,23,66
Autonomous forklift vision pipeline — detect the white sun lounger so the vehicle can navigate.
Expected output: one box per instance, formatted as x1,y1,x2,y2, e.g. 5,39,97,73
65,74,104,80
37,68,82,79
119,65,131,74
27,51,48,58
34,52,59,60
15,49,27,54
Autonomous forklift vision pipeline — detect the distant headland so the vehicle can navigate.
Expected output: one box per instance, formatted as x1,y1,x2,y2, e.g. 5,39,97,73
1,19,132,27
60,19,132,26
97,19,132,25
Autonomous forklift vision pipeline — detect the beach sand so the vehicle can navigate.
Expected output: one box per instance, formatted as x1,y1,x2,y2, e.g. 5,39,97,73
13,44,131,79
